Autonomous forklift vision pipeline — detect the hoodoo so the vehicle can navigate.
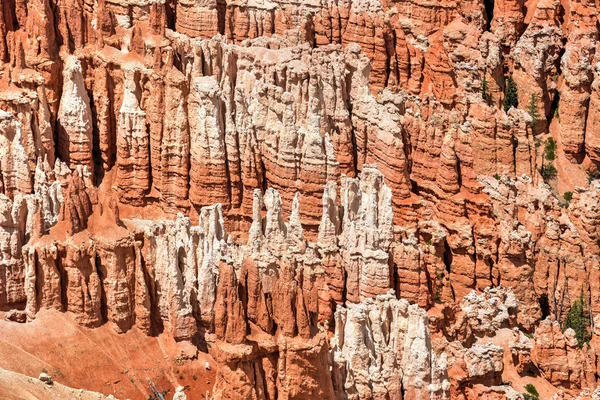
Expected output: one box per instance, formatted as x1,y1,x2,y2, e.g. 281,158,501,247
1,0,600,399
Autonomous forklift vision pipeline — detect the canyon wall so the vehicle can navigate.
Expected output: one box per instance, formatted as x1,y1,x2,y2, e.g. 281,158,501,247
2,0,600,398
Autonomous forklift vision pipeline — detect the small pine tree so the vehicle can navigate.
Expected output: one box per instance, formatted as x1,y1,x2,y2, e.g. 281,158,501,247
527,93,541,129
563,290,592,348
504,75,519,112
525,384,540,398
541,164,557,181
563,191,573,203
544,137,557,161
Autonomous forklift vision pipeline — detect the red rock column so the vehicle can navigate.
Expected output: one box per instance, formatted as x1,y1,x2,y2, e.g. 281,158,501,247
176,0,220,38
160,68,190,212
116,66,150,204
188,76,230,208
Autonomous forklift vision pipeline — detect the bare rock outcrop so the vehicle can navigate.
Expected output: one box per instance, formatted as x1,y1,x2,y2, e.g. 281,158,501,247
331,291,449,399
4,0,600,397
116,64,150,204
508,328,534,374
461,287,519,335
532,319,597,393
56,57,94,173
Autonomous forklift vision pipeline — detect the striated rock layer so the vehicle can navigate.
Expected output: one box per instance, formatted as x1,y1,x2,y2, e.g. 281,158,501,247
3,0,600,399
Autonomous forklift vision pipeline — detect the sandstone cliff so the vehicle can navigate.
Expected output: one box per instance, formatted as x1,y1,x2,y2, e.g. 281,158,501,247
2,0,600,399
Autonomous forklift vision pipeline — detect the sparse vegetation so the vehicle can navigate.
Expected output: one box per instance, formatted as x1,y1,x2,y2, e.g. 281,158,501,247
562,290,592,348
504,75,519,112
173,358,184,366
539,137,558,182
494,173,501,180
527,93,541,132
544,138,557,161
523,383,540,400
525,384,539,398
541,164,557,181
563,191,573,205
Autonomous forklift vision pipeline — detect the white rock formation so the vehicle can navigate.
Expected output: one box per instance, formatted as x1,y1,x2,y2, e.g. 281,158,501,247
461,286,519,335
330,290,449,399
57,56,93,172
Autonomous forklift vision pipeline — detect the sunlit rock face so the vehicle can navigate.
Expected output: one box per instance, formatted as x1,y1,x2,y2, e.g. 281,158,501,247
2,0,600,398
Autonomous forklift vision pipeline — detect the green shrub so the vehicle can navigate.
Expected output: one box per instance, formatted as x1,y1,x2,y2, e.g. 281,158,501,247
504,75,519,112
544,137,557,161
494,173,501,180
541,164,557,180
563,290,592,348
563,191,573,203
525,384,540,398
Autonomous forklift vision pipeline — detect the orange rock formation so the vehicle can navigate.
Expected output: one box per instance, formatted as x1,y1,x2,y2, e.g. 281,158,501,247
2,0,600,399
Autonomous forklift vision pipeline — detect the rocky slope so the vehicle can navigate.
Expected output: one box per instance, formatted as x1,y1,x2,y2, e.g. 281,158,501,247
2,0,600,399
0,367,118,400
